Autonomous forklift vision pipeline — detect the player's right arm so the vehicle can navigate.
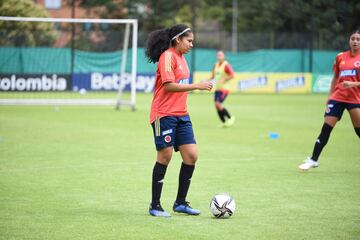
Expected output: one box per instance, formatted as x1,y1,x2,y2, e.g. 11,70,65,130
328,74,339,97
208,65,215,80
164,81,213,92
327,54,341,103
158,50,213,92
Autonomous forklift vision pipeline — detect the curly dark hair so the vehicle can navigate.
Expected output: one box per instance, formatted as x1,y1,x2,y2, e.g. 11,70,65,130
145,24,192,63
350,29,360,35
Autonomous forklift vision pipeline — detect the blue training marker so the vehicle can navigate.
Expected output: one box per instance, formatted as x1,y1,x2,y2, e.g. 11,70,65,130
269,132,280,139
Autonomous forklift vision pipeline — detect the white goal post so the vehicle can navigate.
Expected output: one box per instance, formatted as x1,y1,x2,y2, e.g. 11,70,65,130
0,16,138,110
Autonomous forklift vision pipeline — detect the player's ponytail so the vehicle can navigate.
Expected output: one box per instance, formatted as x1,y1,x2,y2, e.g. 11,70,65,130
146,24,192,63
145,28,171,63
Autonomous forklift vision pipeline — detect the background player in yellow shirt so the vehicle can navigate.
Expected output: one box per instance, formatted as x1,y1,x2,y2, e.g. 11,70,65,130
209,50,236,127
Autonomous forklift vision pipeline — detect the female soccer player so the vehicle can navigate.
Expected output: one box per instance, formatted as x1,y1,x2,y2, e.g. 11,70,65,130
299,29,360,171
209,51,235,127
146,24,213,217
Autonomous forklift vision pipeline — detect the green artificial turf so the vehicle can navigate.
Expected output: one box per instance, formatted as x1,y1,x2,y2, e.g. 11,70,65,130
0,93,359,240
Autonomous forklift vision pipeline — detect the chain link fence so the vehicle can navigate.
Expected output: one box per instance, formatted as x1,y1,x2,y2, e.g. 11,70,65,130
138,30,349,52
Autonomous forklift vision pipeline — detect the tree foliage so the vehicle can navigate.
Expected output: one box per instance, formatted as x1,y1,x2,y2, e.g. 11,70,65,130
198,0,359,33
126,0,359,34
0,0,56,46
125,0,359,49
76,0,127,19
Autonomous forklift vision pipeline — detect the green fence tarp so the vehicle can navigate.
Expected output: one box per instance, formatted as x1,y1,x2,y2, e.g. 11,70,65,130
0,47,337,74
22,48,71,73
0,47,70,73
194,49,336,73
75,50,122,73
0,48,22,73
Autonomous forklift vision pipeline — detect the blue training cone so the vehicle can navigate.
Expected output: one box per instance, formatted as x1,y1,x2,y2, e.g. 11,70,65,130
269,132,280,139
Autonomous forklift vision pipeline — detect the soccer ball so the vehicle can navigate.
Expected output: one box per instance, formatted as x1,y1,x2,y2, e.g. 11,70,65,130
79,88,87,95
210,193,235,218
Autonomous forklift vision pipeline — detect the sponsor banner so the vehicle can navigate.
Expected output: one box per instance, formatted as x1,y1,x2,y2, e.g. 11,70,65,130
235,73,272,93
72,72,156,93
0,74,71,91
312,74,332,93
194,72,312,93
273,74,311,93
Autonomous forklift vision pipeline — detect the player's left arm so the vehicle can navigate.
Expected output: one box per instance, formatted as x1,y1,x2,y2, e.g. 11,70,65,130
164,81,213,92
221,63,235,82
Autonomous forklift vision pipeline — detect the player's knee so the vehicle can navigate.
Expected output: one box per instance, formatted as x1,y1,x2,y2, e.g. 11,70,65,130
191,153,198,163
355,128,360,138
157,157,171,165
186,152,198,164
157,148,173,165
215,102,222,110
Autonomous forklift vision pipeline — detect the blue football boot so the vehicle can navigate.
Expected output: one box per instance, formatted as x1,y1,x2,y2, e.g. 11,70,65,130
173,202,200,215
149,203,171,217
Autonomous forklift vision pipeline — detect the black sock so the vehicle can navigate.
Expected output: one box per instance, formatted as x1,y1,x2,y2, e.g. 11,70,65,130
176,163,195,204
222,108,231,119
217,110,225,122
151,162,167,206
355,128,360,138
311,123,333,161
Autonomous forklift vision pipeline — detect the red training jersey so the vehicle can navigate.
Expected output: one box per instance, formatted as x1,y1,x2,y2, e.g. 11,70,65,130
150,48,190,123
331,50,360,103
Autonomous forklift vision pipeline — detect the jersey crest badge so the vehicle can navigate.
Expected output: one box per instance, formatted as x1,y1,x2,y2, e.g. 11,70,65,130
354,61,360,67
164,135,172,143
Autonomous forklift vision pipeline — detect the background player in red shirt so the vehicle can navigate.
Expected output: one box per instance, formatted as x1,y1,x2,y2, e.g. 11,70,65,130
146,24,213,217
299,30,360,171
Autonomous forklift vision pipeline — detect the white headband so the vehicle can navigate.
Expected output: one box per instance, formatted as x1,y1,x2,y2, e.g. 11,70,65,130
171,28,191,41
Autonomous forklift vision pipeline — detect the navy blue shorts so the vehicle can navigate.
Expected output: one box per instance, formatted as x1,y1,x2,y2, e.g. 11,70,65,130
214,90,229,103
151,115,196,152
325,99,360,120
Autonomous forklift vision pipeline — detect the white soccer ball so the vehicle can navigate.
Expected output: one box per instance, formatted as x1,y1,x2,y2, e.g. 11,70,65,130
210,193,236,218
79,88,87,95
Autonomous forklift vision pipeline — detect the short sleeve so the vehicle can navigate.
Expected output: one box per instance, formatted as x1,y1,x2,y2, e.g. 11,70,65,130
333,54,340,76
225,63,235,76
158,51,176,85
